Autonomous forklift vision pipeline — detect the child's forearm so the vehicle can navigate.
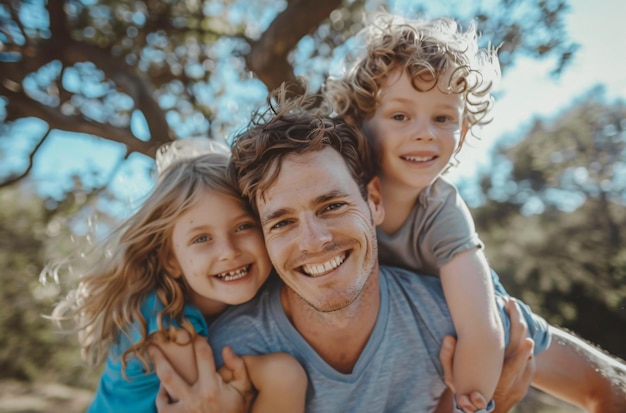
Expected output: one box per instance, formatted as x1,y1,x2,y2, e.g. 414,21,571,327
441,250,505,410
243,353,307,413
454,325,504,405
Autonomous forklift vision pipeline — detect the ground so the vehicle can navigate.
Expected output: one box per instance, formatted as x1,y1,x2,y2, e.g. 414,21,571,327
0,380,583,413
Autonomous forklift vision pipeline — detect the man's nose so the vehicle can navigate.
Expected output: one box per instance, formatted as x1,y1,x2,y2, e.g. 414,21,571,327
297,214,332,252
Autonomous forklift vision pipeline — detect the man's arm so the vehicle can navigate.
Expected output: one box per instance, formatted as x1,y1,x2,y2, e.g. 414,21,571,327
533,326,626,412
149,336,254,413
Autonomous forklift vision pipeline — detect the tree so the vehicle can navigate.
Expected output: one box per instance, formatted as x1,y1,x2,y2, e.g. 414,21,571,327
0,0,578,195
473,89,626,359
0,183,105,387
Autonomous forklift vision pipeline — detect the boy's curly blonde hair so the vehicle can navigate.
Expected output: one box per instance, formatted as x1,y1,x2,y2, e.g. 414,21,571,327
325,13,501,148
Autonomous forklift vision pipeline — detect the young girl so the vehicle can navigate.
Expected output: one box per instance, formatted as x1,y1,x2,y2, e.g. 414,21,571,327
325,14,551,413
50,141,306,413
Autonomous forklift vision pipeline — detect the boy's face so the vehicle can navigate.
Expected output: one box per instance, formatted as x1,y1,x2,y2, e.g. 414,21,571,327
363,69,466,193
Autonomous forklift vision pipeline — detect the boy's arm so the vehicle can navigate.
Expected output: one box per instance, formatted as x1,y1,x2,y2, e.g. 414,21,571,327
440,248,505,411
241,353,307,413
533,326,626,412
436,298,537,413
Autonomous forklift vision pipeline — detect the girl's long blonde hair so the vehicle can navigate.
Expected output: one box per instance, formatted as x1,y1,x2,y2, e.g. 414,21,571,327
50,151,241,372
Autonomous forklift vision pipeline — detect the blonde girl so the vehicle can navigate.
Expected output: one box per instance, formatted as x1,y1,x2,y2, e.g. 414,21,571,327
51,144,306,413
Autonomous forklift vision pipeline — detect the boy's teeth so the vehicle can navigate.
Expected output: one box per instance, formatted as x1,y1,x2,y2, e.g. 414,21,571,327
217,266,249,281
302,254,346,277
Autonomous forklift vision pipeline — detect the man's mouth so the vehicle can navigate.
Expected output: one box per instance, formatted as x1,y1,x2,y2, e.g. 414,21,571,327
300,253,347,277
401,155,437,163
216,265,251,281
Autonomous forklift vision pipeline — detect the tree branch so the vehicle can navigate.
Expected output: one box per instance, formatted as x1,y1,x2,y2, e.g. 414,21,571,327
246,0,342,93
0,128,50,188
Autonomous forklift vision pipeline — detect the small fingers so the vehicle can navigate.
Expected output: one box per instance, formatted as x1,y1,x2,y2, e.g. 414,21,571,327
222,346,247,381
469,391,487,410
455,393,476,413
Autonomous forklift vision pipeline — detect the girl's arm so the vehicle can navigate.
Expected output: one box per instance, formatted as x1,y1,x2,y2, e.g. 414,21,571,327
241,353,307,413
151,332,307,413
440,248,505,412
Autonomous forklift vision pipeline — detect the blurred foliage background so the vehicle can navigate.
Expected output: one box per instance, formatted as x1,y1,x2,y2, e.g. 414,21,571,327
0,0,624,412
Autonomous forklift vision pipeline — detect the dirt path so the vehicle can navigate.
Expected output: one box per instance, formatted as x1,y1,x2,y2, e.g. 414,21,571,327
0,380,93,413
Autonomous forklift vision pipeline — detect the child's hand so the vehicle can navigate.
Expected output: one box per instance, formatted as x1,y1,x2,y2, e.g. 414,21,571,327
456,391,488,413
218,346,255,410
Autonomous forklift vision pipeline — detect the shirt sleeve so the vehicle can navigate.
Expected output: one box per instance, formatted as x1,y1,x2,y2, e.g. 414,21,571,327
134,291,209,343
419,179,484,269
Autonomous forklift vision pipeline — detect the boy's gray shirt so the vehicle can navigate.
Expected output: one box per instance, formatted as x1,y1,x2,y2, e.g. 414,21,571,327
208,266,460,413
377,177,482,275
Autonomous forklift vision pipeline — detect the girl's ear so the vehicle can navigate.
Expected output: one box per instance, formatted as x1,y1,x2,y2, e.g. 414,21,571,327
366,176,385,225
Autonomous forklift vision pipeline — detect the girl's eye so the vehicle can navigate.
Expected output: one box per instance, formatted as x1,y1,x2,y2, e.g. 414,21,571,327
392,114,407,121
236,222,256,232
435,115,452,123
192,235,210,244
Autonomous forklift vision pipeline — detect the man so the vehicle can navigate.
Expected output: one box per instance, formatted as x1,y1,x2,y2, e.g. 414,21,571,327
151,91,626,412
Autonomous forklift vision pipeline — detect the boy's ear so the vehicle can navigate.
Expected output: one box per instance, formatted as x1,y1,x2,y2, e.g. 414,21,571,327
366,176,385,225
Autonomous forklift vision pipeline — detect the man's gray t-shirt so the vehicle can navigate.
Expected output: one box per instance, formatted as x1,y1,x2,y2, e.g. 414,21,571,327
208,266,461,413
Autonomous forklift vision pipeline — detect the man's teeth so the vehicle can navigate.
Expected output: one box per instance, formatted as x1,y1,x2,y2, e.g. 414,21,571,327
216,266,250,281
302,254,346,277
402,155,436,162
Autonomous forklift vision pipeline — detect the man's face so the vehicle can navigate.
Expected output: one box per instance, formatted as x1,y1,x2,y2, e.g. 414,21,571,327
257,147,384,312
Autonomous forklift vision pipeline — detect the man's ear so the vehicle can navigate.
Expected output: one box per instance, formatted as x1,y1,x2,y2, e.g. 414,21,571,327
366,176,385,225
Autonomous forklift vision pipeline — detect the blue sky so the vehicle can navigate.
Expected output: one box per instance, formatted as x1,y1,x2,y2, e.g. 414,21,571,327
447,0,626,182
6,0,625,218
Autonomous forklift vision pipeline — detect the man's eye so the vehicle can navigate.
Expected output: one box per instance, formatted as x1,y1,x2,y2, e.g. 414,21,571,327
325,202,345,212
270,220,289,231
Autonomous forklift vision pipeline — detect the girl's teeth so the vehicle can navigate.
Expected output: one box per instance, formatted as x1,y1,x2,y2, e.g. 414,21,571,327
217,266,249,281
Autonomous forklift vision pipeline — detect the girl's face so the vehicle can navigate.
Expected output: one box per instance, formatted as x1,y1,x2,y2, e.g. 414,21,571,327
363,69,466,194
170,188,271,315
